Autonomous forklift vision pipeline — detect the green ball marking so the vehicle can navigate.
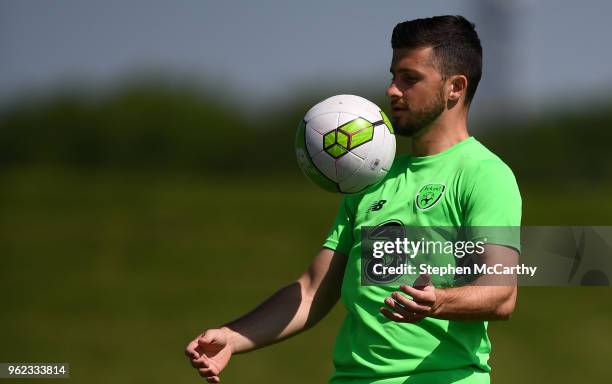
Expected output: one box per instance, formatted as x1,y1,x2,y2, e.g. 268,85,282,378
341,117,372,135
326,143,348,158
380,110,394,134
323,130,336,149
322,117,374,159
336,131,349,148
347,126,373,149
339,118,374,149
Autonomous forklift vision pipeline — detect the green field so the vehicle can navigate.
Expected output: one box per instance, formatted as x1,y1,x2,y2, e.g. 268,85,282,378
1,168,611,383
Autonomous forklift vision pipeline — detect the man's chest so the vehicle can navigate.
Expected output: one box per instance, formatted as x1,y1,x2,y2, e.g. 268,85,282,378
351,169,465,229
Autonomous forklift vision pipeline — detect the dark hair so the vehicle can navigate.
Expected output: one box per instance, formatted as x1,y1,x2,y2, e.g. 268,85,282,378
391,15,482,105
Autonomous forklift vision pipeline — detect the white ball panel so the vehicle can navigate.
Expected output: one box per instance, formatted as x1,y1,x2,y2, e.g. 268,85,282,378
380,127,396,171
337,112,360,127
349,136,372,159
306,113,339,135
311,151,338,181
340,168,388,194
335,95,380,123
305,95,381,124
304,127,324,157
338,176,363,194
335,151,364,183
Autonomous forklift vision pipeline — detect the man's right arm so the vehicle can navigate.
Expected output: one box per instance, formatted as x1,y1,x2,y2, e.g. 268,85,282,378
185,248,347,382
221,247,347,353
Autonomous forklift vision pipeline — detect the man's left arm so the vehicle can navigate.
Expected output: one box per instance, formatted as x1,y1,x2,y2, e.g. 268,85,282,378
380,244,518,322
381,158,522,323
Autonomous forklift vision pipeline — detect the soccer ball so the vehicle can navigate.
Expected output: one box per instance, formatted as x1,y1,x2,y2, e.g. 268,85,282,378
295,95,396,193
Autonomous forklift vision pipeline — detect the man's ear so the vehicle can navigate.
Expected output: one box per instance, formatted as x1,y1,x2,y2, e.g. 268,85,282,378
448,75,468,101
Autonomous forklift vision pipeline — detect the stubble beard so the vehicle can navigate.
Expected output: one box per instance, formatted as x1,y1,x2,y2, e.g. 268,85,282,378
393,88,446,138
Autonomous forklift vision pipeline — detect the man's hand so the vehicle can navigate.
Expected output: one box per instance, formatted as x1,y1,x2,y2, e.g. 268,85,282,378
185,328,233,383
379,246,519,322
183,248,347,381
380,274,437,323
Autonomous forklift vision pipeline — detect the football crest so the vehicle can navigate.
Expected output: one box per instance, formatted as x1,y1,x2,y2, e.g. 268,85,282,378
415,184,446,210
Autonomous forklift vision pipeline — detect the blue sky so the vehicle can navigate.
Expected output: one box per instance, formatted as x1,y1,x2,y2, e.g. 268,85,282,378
1,0,611,114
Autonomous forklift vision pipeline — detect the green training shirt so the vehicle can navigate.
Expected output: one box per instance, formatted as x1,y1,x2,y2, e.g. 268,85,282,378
323,136,522,384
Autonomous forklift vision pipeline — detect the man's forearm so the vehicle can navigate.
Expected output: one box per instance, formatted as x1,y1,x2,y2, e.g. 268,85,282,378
202,248,345,354
431,285,517,321
430,245,519,321
219,280,324,354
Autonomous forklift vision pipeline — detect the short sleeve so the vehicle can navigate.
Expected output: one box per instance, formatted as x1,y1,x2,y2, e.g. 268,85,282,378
322,196,355,255
462,159,522,251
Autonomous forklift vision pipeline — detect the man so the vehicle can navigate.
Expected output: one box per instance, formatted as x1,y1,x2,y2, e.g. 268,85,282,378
186,15,521,384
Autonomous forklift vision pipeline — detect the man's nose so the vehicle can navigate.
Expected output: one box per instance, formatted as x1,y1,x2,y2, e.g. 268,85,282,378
386,81,401,99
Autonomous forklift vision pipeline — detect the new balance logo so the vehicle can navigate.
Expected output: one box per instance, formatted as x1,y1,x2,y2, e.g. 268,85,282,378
368,200,387,212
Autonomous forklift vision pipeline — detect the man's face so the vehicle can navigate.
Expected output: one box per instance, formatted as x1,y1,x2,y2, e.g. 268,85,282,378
387,46,446,137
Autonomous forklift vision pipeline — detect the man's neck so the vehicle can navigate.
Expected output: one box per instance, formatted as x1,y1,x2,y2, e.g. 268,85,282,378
410,115,469,157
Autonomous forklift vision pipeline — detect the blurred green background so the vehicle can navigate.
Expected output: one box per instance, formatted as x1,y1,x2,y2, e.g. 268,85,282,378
2,1,612,383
